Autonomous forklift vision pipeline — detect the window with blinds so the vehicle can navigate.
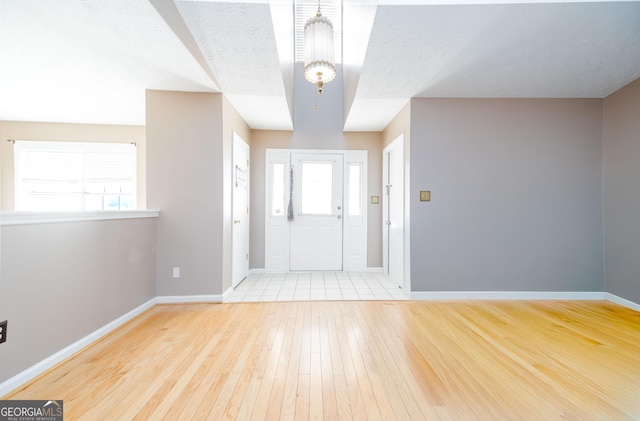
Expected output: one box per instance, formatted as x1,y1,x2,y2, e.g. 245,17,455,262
294,0,342,64
14,140,136,211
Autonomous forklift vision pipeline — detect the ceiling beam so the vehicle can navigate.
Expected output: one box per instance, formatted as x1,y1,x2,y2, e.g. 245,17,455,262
149,0,221,91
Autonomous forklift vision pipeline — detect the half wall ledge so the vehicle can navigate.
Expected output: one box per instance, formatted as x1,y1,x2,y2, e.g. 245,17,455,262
0,210,160,226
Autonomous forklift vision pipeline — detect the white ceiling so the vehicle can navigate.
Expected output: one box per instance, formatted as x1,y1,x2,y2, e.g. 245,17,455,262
1,0,639,131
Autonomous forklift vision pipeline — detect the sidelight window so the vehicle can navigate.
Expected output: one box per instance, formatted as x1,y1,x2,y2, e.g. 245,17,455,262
347,163,361,217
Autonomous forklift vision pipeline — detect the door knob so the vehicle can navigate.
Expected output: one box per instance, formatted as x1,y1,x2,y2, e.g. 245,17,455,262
337,215,342,219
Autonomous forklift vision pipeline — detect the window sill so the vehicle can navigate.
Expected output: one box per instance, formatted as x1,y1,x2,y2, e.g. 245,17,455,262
0,210,160,226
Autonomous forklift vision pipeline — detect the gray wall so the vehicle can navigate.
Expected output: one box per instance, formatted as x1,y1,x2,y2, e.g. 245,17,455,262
382,101,410,149
603,78,640,304
409,98,604,292
293,62,344,143
0,218,157,384
146,90,224,296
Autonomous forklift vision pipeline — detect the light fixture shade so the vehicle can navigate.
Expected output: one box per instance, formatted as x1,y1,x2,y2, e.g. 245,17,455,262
304,8,336,90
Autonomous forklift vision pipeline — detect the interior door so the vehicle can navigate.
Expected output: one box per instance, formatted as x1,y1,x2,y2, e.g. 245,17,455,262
385,140,404,288
289,153,343,271
232,134,250,287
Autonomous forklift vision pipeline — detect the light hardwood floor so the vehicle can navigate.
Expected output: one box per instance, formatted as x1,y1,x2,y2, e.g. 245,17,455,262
5,300,640,420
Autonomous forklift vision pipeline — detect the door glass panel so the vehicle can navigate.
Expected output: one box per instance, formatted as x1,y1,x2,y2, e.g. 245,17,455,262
301,161,332,215
271,163,285,216
348,164,361,216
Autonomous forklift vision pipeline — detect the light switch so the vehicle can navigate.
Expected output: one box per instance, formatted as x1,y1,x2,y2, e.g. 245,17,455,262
172,267,181,278
420,191,431,202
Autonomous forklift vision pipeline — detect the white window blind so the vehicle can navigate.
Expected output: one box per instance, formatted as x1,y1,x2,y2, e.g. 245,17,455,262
294,0,342,64
14,140,136,211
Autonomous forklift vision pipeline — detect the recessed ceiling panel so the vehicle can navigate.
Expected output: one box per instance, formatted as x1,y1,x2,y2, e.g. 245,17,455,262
176,1,285,96
2,0,640,131
358,2,640,99
176,1,293,128
345,2,640,130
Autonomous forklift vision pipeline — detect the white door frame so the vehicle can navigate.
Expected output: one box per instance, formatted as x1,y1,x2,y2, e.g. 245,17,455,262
383,135,410,291
232,132,250,287
265,149,367,272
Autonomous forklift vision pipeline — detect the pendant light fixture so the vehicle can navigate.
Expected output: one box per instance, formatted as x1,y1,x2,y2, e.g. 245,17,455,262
303,2,336,94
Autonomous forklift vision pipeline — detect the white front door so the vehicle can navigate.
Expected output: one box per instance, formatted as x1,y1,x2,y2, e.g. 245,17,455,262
232,133,250,287
289,153,344,271
384,137,405,289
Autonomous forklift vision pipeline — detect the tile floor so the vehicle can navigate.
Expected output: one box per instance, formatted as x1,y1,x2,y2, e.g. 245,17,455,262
225,271,409,302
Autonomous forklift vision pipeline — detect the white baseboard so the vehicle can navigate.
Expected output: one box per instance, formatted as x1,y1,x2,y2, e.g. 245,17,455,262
156,295,223,304
250,268,384,274
605,293,640,312
222,287,234,302
410,291,607,301
0,298,156,397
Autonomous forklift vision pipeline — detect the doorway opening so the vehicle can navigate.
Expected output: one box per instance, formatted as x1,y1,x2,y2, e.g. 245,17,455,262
383,135,408,291
232,133,250,288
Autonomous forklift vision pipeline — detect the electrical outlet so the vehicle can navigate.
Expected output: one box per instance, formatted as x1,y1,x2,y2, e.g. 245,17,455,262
0,320,7,344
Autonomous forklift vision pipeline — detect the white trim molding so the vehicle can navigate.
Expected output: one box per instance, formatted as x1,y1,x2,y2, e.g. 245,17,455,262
410,291,607,301
0,210,159,226
0,298,156,397
605,293,640,312
249,268,266,275
155,295,223,304
222,287,234,302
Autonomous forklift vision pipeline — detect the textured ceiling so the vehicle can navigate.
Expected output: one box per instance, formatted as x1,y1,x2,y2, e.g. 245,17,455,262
413,2,640,98
346,1,640,130
1,0,639,131
0,0,217,125
175,1,292,129
176,2,282,96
